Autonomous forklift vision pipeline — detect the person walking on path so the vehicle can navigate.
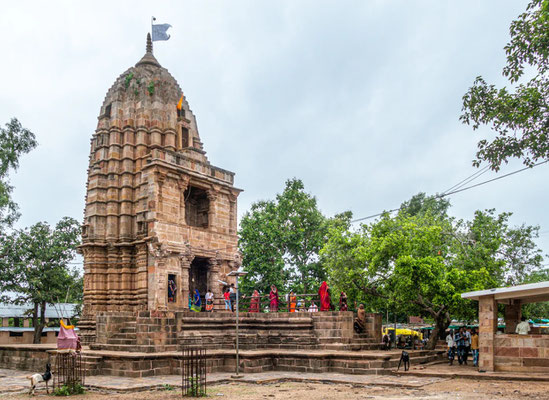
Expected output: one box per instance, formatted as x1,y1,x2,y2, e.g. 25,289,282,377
269,285,279,312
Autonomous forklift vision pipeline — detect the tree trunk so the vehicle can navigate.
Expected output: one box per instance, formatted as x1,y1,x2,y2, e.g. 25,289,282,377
33,301,47,344
425,314,450,350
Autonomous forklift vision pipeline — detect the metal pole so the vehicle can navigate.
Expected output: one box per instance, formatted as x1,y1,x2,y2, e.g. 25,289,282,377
232,275,240,378
235,277,240,377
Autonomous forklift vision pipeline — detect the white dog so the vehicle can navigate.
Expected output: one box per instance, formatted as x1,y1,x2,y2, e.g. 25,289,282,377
27,362,53,395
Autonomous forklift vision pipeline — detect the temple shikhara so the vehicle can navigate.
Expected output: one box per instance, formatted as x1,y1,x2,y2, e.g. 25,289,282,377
78,34,242,343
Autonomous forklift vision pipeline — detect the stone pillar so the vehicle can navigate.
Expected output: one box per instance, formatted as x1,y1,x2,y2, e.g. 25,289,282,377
2,318,9,327
23,319,30,328
479,295,498,371
504,299,521,334
180,254,193,310
207,189,218,229
177,177,189,223
208,257,222,309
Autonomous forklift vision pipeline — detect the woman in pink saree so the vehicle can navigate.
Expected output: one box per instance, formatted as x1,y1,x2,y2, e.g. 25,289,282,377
249,290,260,312
269,285,279,312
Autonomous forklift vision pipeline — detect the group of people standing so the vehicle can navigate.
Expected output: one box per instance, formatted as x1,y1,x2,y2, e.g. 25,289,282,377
446,327,479,367
189,281,353,314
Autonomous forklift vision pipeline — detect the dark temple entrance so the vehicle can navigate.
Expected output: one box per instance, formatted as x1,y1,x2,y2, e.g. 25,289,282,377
189,257,209,301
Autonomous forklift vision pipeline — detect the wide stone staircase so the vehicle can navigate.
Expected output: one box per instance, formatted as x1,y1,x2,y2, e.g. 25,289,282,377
178,313,318,350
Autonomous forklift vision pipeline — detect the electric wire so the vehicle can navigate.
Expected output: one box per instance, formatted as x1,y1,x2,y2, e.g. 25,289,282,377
351,160,548,223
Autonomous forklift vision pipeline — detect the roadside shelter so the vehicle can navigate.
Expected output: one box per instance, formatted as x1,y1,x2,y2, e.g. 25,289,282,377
461,281,549,372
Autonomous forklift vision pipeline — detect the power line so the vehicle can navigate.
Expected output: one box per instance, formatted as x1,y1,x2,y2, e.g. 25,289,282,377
351,160,548,223
441,165,490,195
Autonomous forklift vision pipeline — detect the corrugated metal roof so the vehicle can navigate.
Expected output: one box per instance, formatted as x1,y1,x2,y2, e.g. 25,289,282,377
0,327,79,332
0,303,79,318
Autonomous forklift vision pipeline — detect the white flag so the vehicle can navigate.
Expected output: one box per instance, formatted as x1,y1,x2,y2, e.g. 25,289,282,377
152,23,171,41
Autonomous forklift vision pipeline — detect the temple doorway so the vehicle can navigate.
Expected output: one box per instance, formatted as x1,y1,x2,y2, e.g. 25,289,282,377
189,257,209,301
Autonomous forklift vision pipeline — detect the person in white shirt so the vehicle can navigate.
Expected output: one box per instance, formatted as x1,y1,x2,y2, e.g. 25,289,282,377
205,290,214,312
446,329,456,365
515,316,531,335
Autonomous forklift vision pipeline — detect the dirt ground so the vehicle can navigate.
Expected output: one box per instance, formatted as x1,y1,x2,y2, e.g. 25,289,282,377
6,379,549,400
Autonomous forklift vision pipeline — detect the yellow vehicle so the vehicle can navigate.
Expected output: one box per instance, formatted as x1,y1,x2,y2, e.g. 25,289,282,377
382,327,423,340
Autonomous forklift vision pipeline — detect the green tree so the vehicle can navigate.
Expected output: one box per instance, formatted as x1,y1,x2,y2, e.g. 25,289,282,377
0,118,37,230
238,200,288,295
461,0,549,170
239,178,327,296
0,217,81,343
321,195,544,349
520,268,549,319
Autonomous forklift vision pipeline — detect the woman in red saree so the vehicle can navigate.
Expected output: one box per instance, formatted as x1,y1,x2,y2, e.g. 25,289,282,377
249,290,260,313
269,285,279,312
318,281,331,311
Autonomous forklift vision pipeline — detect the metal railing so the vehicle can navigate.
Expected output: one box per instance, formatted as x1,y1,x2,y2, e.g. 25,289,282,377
181,346,207,397
54,352,84,392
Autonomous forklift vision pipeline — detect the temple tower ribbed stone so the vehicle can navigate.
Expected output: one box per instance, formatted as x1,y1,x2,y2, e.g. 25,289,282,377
79,34,242,329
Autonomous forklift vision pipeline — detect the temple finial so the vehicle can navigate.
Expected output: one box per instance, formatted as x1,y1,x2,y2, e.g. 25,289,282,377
146,33,153,54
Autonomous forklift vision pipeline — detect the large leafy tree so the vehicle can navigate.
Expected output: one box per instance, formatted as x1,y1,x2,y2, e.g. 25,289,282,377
0,118,37,230
321,194,544,349
461,0,549,170
0,217,81,343
239,178,327,295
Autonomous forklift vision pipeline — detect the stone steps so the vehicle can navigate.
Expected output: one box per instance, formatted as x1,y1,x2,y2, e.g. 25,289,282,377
81,354,103,376
89,343,179,353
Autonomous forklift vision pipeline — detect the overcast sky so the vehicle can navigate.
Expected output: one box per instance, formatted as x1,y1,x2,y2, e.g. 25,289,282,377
1,0,547,266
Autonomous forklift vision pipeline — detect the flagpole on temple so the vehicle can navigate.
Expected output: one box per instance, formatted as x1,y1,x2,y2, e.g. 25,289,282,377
151,16,155,38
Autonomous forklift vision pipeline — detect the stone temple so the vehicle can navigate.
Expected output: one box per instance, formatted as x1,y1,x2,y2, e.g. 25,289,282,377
78,34,242,343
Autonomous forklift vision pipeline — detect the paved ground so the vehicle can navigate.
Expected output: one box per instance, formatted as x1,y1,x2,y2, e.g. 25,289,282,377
0,368,445,394
2,368,549,399
397,360,549,381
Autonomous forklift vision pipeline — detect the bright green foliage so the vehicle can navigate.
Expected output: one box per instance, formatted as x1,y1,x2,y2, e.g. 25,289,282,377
0,118,37,230
321,194,544,349
521,268,549,319
461,0,549,170
0,217,82,343
53,383,85,396
239,178,327,295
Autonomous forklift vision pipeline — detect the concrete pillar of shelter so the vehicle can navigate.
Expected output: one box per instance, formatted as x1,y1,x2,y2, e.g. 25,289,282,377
23,319,29,328
2,318,9,327
504,299,521,334
479,295,498,372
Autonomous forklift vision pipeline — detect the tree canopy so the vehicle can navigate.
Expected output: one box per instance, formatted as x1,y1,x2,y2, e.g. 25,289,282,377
321,193,544,349
0,217,81,343
461,0,549,170
239,178,327,295
0,118,37,230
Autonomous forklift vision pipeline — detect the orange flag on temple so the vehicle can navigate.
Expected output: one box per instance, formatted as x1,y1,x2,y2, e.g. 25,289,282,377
177,94,183,110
